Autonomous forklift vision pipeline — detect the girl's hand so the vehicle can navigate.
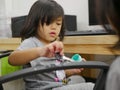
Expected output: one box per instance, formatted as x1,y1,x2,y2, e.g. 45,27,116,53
65,57,86,77
65,68,84,77
38,41,64,58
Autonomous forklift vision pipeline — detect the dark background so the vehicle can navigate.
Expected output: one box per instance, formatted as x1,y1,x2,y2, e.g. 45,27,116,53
89,0,99,25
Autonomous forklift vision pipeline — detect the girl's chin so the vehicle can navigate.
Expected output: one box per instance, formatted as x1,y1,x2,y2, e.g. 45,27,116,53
49,38,57,42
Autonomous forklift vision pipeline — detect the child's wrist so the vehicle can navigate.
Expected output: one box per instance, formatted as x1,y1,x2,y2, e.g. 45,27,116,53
36,47,42,57
65,70,73,77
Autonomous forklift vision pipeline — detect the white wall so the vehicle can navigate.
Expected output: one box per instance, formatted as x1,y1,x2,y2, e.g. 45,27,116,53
6,0,37,17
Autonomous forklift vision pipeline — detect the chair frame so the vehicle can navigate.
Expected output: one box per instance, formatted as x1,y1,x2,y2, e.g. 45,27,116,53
0,51,109,90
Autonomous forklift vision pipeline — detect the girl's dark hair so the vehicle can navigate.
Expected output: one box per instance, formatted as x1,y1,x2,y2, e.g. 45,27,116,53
21,0,65,41
96,0,120,49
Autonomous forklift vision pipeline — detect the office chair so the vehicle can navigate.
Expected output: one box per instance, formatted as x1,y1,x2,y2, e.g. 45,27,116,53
0,51,109,90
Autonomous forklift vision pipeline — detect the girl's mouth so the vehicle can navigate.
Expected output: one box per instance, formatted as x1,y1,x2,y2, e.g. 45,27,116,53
49,32,56,37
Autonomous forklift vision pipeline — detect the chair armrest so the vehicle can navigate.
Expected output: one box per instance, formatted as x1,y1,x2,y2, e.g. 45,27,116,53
0,50,12,53
0,51,12,58
0,61,109,84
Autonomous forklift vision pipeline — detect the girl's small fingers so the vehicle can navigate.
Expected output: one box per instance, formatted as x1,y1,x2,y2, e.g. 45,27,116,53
46,44,54,54
80,68,84,70
60,49,64,56
52,41,64,55
55,41,64,53
82,58,86,61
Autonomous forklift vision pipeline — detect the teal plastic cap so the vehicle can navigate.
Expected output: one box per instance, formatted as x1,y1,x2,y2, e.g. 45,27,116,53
71,54,82,62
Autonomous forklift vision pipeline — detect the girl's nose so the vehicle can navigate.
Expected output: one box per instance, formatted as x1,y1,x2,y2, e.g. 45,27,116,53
51,23,57,29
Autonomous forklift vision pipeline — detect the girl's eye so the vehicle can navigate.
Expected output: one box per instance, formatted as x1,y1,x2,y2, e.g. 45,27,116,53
56,23,62,25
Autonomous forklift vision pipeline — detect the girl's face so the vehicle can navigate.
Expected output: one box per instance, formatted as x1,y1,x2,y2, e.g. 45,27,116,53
37,17,62,44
